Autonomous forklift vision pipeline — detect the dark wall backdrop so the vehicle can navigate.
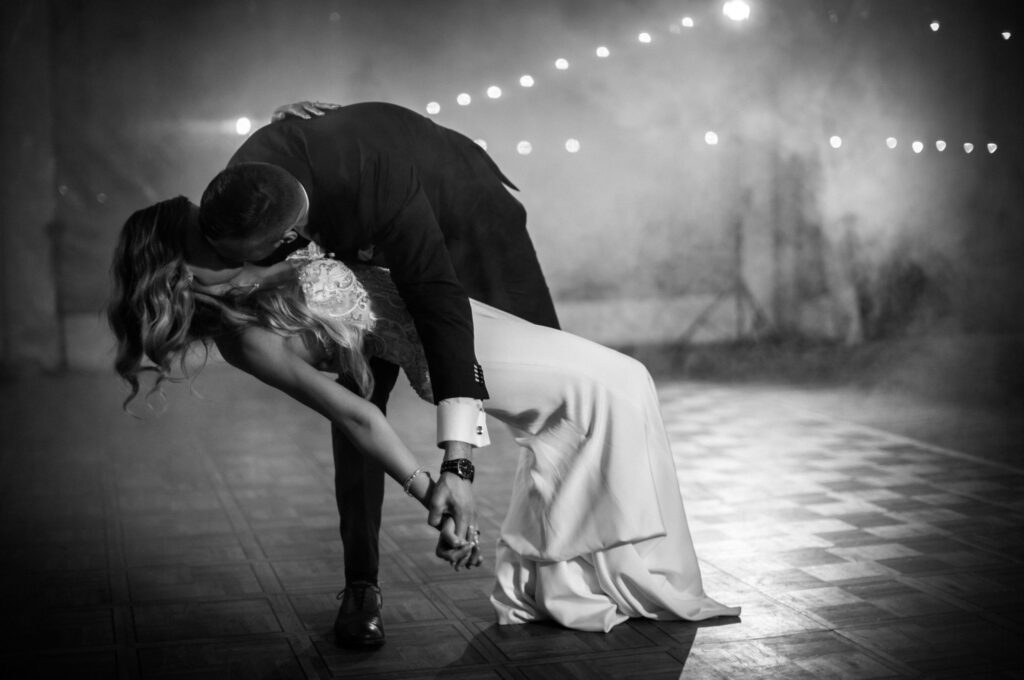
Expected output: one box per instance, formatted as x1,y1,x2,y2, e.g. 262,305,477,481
2,0,1022,388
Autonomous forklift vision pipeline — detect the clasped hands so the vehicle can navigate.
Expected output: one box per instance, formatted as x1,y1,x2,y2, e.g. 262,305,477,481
428,469,484,571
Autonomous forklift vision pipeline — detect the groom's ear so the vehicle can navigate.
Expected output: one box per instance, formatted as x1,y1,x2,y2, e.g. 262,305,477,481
278,229,300,245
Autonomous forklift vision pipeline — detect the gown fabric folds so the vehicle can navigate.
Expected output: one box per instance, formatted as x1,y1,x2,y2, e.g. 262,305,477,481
291,245,741,632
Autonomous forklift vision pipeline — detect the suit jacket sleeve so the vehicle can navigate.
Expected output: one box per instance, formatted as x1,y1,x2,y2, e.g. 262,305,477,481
360,154,488,403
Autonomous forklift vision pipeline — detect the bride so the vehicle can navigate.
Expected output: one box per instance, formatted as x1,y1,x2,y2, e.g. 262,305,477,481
108,196,740,633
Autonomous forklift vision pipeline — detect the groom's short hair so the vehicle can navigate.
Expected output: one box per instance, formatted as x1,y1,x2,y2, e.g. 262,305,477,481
199,163,304,254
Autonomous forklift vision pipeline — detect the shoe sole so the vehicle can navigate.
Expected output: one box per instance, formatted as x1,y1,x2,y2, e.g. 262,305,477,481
334,636,386,649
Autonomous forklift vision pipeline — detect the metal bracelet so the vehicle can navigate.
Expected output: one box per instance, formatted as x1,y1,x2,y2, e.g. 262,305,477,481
403,466,431,496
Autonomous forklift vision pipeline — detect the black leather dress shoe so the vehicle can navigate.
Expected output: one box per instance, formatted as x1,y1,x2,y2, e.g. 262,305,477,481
334,581,385,648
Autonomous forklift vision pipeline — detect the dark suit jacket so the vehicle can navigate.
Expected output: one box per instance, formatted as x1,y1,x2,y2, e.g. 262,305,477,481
228,102,559,402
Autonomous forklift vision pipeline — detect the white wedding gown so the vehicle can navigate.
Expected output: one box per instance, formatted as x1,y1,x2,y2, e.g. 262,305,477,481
290,245,740,632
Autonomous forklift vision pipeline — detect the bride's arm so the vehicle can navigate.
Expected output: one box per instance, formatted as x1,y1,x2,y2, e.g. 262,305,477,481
214,326,435,506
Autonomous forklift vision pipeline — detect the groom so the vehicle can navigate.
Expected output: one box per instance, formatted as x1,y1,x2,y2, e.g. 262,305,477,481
199,101,559,648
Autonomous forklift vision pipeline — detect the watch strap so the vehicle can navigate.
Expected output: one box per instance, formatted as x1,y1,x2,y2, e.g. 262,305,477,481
439,458,475,483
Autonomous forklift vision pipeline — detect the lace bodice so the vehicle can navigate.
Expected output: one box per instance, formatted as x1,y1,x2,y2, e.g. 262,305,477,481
288,244,433,401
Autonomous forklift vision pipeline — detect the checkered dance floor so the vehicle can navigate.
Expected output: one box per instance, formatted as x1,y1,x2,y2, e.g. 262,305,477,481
1,368,1021,678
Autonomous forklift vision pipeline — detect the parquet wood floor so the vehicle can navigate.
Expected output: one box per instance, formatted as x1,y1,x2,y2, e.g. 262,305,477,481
1,368,1021,678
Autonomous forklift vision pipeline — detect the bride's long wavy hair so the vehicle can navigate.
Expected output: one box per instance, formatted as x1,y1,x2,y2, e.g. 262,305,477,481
107,196,373,408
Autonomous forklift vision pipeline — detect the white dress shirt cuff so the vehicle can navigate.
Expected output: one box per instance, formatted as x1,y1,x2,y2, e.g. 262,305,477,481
437,398,490,448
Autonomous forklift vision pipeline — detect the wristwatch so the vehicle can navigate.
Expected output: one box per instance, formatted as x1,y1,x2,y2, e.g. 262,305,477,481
440,458,475,483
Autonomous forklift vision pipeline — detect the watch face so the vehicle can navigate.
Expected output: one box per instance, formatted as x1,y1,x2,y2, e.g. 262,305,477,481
443,458,475,482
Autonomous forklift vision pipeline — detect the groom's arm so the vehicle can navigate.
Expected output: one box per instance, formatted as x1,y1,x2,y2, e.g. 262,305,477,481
360,156,487,405
361,155,491,544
